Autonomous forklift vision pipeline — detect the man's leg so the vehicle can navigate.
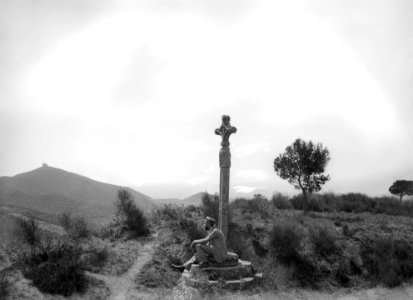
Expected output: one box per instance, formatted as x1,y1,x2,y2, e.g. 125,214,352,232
172,254,198,271
183,255,197,270
195,244,214,265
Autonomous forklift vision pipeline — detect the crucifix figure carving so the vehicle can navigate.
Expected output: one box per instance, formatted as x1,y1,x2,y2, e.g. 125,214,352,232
215,115,237,240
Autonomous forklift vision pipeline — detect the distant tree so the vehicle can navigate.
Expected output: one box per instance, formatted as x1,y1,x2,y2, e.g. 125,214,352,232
389,180,413,201
115,189,150,238
274,138,330,212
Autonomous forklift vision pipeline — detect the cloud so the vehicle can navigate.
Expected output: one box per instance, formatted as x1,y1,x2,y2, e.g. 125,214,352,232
233,142,270,158
236,169,268,181
233,185,266,194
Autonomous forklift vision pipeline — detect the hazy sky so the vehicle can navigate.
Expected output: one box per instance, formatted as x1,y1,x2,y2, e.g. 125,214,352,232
1,0,412,199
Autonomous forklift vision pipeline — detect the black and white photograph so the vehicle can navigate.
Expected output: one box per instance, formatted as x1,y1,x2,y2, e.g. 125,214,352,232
1,0,413,299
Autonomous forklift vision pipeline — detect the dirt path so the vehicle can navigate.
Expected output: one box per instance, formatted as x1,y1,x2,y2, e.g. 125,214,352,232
86,236,156,300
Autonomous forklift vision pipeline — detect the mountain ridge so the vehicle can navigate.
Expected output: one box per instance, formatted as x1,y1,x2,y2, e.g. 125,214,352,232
0,165,155,224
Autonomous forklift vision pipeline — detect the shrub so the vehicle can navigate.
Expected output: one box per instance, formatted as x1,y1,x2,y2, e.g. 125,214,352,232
309,226,339,257
58,212,72,232
292,255,321,288
290,194,305,210
337,193,373,213
287,192,413,217
70,217,91,240
99,223,122,240
0,271,9,300
58,213,91,241
230,194,271,219
269,221,302,264
13,215,40,251
227,222,251,260
179,219,205,242
201,193,219,222
335,259,351,287
21,241,87,296
251,239,268,257
84,246,109,271
307,197,327,212
361,236,413,287
115,189,150,238
152,204,182,225
271,192,292,209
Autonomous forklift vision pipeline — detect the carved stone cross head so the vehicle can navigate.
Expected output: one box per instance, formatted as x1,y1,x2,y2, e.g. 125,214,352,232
215,115,237,147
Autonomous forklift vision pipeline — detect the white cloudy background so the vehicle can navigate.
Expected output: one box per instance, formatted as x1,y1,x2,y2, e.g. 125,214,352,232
1,0,412,199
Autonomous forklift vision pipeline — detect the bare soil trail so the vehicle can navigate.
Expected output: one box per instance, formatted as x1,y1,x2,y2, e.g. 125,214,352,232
86,234,157,300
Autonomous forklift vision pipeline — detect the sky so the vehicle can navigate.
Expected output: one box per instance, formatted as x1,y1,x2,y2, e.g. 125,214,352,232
1,0,413,199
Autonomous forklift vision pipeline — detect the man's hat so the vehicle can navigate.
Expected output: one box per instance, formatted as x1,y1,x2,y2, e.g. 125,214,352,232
204,216,216,226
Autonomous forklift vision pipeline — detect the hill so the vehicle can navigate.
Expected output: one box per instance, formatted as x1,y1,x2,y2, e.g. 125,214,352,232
154,198,181,205
181,192,213,206
0,164,155,224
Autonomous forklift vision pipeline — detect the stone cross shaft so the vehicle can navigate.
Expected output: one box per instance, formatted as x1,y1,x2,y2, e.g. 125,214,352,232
215,115,237,240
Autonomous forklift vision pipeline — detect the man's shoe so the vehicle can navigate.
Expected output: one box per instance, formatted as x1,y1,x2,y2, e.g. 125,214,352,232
171,264,185,272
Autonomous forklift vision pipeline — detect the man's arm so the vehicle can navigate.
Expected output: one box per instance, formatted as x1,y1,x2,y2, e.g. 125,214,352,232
191,230,217,247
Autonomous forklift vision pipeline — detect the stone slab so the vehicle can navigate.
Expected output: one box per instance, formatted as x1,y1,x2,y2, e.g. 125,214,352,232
189,260,254,280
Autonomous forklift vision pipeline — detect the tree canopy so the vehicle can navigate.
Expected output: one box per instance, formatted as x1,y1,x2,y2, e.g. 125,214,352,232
274,138,330,211
389,180,413,201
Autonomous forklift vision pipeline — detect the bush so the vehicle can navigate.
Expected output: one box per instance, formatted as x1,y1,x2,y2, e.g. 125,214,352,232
271,192,292,209
201,193,220,222
99,223,122,240
84,246,109,271
361,236,413,287
21,241,87,296
58,213,91,241
70,217,91,240
287,192,413,217
179,219,205,242
269,221,302,264
230,194,271,219
268,221,323,287
227,222,251,260
14,215,41,251
309,226,339,257
115,189,150,238
337,193,373,213
290,194,305,210
152,204,182,225
0,271,9,300
58,212,72,232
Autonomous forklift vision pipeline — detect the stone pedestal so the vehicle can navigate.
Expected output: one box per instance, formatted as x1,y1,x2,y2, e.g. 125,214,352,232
181,260,263,290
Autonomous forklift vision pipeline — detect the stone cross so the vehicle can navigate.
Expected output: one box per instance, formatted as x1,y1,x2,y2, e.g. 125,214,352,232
215,115,237,240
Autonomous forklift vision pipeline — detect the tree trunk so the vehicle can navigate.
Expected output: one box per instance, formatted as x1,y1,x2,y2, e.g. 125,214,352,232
298,176,308,213
302,189,308,213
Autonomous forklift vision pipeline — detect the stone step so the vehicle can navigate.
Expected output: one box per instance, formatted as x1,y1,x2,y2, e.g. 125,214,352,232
182,272,262,290
189,259,254,280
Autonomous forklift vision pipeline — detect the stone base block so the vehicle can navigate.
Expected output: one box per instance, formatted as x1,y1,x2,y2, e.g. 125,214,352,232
190,260,254,280
181,259,262,290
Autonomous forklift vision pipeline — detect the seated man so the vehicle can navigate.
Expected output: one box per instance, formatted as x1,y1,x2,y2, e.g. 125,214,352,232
172,216,228,271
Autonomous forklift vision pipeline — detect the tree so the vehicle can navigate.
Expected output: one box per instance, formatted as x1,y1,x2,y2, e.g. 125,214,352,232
389,180,413,201
114,189,150,238
274,138,330,211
